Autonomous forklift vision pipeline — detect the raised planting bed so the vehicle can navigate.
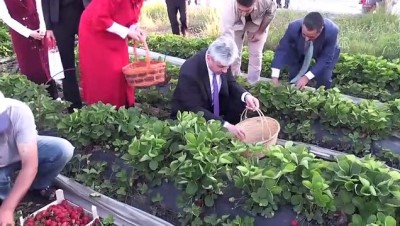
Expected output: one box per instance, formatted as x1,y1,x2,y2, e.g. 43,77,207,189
2,55,400,226
131,49,400,167
53,107,400,226
145,34,400,102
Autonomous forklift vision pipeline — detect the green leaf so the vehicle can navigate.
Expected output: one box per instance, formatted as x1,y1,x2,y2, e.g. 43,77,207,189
351,214,363,226
384,216,396,226
359,176,371,187
185,132,197,144
282,163,296,173
284,141,294,148
302,180,312,189
178,153,186,162
205,195,214,207
186,181,198,195
149,160,158,170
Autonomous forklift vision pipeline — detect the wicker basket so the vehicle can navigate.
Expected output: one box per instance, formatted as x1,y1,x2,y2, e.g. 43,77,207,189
236,109,280,158
122,41,167,88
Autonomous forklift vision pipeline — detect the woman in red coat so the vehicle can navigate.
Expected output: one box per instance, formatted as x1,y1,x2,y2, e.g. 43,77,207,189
0,0,58,99
79,0,146,108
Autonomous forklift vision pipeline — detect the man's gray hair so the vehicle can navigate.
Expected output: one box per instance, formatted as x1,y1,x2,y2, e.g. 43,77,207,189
207,35,238,66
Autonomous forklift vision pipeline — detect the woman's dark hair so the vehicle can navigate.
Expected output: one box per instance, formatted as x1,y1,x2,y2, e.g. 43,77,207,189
303,12,324,32
237,0,256,7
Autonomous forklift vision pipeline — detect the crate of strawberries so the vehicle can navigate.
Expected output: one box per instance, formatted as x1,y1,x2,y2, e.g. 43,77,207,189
20,189,100,226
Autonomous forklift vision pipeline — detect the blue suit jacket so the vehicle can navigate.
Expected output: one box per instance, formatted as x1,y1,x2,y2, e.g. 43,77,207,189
271,18,340,77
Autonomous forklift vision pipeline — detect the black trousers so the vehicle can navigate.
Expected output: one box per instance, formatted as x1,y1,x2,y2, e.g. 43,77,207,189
223,95,246,125
52,2,83,110
45,80,59,100
276,0,290,8
166,0,187,35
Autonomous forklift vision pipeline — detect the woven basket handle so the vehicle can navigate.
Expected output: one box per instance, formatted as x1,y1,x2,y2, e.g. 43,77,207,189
133,39,151,65
240,109,272,141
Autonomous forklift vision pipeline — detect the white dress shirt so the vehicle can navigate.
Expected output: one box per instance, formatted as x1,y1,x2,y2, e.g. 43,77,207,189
205,56,250,126
0,0,46,38
271,67,315,80
106,22,138,39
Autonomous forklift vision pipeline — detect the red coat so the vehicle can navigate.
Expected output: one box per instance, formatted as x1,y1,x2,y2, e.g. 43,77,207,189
4,0,50,85
78,0,143,108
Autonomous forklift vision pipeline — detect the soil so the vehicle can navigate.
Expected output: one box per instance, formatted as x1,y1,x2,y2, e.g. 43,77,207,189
14,192,53,225
0,57,18,74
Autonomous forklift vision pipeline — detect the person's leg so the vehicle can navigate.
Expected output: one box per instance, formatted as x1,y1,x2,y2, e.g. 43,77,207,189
224,97,246,125
0,163,20,201
314,48,339,89
276,0,282,7
246,24,269,84
287,63,303,82
231,30,245,76
166,0,180,35
53,4,83,111
45,79,59,100
178,0,188,36
30,136,74,192
284,0,290,8
314,70,333,89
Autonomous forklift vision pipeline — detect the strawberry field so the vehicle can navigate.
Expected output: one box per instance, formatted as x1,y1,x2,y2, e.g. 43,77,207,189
1,30,400,225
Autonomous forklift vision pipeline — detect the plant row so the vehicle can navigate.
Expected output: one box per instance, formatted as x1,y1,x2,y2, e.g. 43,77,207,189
132,65,400,159
2,74,400,226
146,34,400,102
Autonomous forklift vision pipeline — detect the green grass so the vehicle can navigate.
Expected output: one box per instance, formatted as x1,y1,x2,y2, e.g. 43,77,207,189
140,2,400,59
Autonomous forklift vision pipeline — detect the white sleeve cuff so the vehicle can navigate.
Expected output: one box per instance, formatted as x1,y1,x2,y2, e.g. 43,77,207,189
106,22,130,39
305,71,315,80
271,68,280,78
241,92,250,102
20,27,32,38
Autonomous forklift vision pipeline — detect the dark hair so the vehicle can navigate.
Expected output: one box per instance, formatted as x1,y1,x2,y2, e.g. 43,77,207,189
303,12,324,32
237,0,256,7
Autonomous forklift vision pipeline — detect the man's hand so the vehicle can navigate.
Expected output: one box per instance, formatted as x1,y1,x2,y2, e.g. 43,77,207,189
225,122,245,140
271,77,280,86
296,76,310,90
0,209,14,226
245,94,260,111
46,30,56,49
29,29,44,40
248,31,263,42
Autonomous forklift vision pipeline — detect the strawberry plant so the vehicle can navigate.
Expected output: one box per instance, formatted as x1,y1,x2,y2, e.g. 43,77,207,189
23,200,99,226
158,112,249,223
0,74,68,129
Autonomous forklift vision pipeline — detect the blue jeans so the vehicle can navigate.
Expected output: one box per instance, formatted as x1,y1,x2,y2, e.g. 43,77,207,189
0,136,74,200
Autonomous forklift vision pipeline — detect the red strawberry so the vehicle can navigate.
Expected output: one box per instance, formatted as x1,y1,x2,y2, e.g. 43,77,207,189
291,219,298,226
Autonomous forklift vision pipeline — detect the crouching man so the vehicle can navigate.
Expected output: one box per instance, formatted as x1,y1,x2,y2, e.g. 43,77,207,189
0,91,74,225
171,36,261,140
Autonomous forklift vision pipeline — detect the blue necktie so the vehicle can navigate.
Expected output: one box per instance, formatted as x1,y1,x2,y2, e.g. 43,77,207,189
212,74,219,116
290,41,314,84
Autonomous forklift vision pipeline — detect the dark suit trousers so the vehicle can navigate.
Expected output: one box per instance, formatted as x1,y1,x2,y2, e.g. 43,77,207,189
276,0,290,8
223,96,246,125
52,3,83,110
166,0,187,35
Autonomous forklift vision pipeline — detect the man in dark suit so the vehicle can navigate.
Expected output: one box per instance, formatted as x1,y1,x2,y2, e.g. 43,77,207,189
171,36,260,139
42,0,84,112
270,12,340,89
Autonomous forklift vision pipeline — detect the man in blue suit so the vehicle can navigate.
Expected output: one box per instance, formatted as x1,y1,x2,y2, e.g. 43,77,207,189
270,12,340,89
